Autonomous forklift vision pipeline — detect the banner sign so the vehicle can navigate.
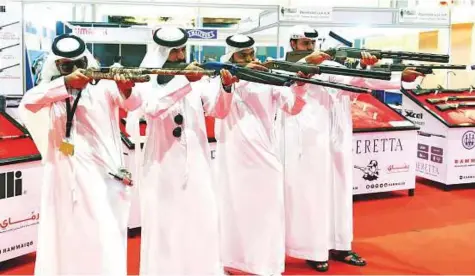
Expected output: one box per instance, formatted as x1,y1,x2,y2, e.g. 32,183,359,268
0,1,23,96
352,130,417,195
186,29,217,40
279,6,332,22
0,161,43,262
446,128,475,184
398,8,450,24
415,131,448,183
72,26,218,44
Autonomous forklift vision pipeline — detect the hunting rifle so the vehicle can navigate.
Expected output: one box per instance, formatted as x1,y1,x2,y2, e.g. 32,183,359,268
258,60,391,80
436,102,475,111
0,21,20,30
426,95,475,104
371,63,471,75
0,63,19,74
285,48,450,63
0,43,20,53
85,62,374,93
409,85,475,96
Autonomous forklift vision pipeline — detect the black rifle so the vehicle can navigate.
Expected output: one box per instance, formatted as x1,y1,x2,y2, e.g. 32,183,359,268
0,21,20,30
262,60,391,80
436,102,475,111
158,62,373,93
285,48,450,63
410,85,473,96
426,95,475,104
0,43,20,52
178,62,373,93
0,63,20,73
372,63,468,74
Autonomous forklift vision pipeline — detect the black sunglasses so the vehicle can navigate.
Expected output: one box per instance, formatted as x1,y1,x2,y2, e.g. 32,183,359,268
56,56,88,74
172,114,184,138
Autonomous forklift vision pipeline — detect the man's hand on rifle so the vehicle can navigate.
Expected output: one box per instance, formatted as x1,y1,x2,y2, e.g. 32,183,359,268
360,51,379,66
402,68,425,82
64,69,91,90
114,74,135,99
220,69,239,88
245,60,268,71
304,51,331,65
295,71,314,86
185,61,204,82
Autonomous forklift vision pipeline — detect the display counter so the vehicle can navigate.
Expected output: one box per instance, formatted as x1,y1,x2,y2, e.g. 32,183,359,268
351,93,419,196
0,111,42,263
400,87,475,189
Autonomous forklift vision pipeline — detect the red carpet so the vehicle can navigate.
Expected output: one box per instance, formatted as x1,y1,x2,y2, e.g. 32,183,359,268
1,181,474,275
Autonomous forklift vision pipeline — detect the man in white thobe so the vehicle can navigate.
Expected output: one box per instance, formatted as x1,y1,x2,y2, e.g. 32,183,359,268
19,34,141,275
215,34,308,276
281,25,423,271
126,27,237,275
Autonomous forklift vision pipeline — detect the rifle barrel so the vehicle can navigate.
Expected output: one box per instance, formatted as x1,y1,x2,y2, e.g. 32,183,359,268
327,48,450,63
268,60,391,80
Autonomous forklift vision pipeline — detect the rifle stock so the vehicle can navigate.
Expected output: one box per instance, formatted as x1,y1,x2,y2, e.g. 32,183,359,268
411,85,473,96
426,95,475,104
436,102,475,111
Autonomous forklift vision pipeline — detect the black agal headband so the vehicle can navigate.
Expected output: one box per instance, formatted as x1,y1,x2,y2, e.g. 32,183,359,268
52,34,86,59
225,35,255,48
153,28,189,48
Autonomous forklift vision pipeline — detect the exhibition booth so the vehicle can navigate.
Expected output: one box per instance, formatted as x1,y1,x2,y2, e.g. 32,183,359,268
1,0,475,264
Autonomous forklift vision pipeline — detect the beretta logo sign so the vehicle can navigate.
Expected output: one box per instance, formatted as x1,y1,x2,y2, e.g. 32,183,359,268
462,131,475,150
0,171,24,200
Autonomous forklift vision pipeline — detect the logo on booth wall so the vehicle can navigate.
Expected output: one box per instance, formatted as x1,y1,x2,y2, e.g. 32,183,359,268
354,160,380,181
0,171,24,201
386,163,410,174
0,5,5,12
186,29,217,40
405,110,423,120
0,212,40,234
462,131,475,150
354,138,403,154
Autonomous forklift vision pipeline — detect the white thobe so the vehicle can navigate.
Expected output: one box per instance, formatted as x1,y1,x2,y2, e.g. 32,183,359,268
215,80,306,275
283,59,417,261
19,77,142,275
137,76,231,275
323,60,416,251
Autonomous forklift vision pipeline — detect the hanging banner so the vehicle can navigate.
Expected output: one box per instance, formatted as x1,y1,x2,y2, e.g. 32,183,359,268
0,1,23,96
72,26,218,43
186,29,217,40
279,6,332,22
398,8,450,24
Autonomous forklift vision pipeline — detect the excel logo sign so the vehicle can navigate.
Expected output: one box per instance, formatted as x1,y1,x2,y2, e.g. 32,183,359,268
0,171,25,200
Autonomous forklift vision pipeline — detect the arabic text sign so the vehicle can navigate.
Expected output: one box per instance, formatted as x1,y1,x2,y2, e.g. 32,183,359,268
0,162,43,262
